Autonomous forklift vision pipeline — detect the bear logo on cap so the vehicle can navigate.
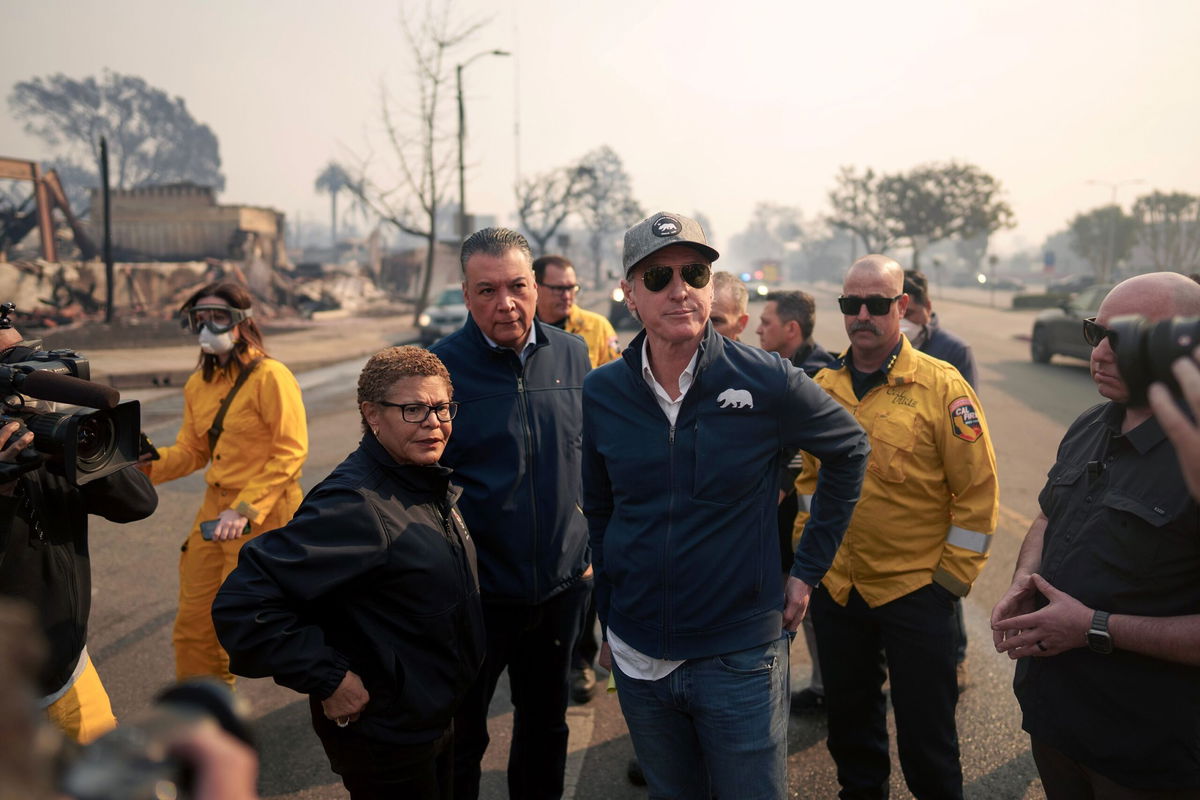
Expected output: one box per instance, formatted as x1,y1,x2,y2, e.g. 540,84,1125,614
652,216,681,237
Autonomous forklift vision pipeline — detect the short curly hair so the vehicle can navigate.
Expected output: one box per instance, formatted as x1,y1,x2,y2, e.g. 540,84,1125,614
357,346,453,433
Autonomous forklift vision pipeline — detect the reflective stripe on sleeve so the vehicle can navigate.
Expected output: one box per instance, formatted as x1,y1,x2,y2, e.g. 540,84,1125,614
946,526,991,554
798,494,814,512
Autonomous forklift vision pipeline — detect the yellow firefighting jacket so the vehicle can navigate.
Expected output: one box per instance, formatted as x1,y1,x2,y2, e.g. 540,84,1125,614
565,306,620,368
148,349,308,525
792,337,998,606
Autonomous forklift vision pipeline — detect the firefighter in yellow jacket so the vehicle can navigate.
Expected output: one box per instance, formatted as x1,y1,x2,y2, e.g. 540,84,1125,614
143,282,308,687
792,255,998,800
534,255,619,368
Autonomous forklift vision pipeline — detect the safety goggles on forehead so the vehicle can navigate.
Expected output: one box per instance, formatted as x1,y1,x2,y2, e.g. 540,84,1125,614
180,303,252,335
837,294,902,316
1082,317,1119,348
640,263,711,293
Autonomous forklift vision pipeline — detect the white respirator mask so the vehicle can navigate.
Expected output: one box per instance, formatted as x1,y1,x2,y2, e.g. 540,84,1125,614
198,327,237,355
899,317,926,348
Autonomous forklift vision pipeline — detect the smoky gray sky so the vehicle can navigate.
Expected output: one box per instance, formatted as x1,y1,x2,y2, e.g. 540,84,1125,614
3,0,1197,259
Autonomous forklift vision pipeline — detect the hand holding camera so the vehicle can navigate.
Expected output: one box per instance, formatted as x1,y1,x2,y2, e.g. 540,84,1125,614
1148,343,1200,502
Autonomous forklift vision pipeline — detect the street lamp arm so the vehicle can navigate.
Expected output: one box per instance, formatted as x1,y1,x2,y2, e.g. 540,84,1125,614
457,48,513,240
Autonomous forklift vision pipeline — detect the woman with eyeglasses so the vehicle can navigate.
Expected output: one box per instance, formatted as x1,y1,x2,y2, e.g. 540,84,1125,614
213,346,484,800
141,282,308,688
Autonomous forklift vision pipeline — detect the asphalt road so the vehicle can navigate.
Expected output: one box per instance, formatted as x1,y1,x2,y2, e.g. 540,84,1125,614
83,286,1101,799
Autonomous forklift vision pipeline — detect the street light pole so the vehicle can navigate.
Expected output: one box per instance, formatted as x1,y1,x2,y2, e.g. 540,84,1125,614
457,48,511,241
1087,178,1143,281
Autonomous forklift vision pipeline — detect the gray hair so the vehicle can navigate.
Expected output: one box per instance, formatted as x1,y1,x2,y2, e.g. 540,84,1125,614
460,227,533,272
712,271,748,315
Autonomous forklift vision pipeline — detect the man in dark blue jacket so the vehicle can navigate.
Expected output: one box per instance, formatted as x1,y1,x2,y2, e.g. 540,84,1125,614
583,212,869,800
431,227,591,800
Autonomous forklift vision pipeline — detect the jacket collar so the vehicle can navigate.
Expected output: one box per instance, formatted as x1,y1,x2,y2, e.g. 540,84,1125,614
830,336,916,387
622,321,724,376
360,432,459,502
462,312,549,361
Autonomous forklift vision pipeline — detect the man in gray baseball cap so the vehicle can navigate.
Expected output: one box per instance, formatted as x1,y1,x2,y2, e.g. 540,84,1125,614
583,212,869,798
622,212,720,276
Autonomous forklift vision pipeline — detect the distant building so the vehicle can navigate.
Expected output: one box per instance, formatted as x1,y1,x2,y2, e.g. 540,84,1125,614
89,183,287,267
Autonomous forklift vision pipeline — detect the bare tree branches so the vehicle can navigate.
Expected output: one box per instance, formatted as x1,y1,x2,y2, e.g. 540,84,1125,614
515,165,591,256
343,1,485,322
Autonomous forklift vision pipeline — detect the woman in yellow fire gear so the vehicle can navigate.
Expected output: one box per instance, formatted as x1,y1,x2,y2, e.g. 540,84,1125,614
143,282,308,686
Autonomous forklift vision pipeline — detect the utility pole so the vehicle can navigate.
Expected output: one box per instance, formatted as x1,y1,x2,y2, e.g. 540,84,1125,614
100,137,114,324
457,49,511,241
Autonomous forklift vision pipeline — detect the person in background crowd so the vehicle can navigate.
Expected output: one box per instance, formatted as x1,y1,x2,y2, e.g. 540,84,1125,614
534,254,619,369
903,268,979,690
584,211,868,799
533,253,615,705
143,282,308,687
216,346,483,799
794,255,998,799
709,270,750,341
902,269,977,387
756,289,837,716
432,229,592,800
993,273,1200,798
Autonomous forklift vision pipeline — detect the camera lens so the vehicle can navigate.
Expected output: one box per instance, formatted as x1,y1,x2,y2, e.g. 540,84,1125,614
75,414,116,472
1112,315,1200,405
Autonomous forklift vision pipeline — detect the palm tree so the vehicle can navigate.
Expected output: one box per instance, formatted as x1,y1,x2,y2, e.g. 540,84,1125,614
314,162,351,251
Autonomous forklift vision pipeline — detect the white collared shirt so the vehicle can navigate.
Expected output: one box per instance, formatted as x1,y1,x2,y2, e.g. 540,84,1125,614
481,319,538,365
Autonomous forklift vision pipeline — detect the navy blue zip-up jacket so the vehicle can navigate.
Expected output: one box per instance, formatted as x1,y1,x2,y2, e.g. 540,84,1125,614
582,324,869,660
432,314,591,605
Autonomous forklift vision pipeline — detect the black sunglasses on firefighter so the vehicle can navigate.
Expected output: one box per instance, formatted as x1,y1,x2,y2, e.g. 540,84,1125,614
837,294,903,316
639,263,712,293
1082,317,1119,348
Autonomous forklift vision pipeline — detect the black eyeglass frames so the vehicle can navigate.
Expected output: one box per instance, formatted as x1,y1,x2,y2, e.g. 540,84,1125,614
538,282,580,294
640,263,712,293
1082,318,1119,348
375,401,459,423
837,295,903,316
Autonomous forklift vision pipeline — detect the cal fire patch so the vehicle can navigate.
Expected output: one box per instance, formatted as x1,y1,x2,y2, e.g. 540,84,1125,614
948,396,982,443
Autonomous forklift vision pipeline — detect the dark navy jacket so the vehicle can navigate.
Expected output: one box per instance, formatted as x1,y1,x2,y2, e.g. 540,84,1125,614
214,435,484,746
791,340,837,378
432,314,591,605
582,324,869,660
920,316,977,388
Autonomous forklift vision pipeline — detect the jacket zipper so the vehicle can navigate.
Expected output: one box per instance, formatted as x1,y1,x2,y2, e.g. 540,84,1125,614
514,369,539,602
664,422,675,658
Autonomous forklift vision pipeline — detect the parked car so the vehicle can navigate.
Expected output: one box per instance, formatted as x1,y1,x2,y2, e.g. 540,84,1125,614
418,285,468,346
986,276,1027,291
1030,283,1113,363
1047,273,1096,294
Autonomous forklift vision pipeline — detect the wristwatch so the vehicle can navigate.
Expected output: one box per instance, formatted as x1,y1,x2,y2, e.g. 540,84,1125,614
1086,610,1113,654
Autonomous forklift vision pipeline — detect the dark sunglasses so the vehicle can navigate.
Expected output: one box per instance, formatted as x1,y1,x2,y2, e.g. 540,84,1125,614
837,295,902,316
1082,317,1119,348
640,263,712,293
376,401,459,423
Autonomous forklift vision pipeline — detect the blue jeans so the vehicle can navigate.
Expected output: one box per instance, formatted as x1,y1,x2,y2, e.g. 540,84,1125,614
612,633,791,800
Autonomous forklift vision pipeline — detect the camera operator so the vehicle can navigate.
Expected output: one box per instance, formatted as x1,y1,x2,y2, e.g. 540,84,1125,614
991,273,1200,797
0,323,157,744
1149,343,1200,502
